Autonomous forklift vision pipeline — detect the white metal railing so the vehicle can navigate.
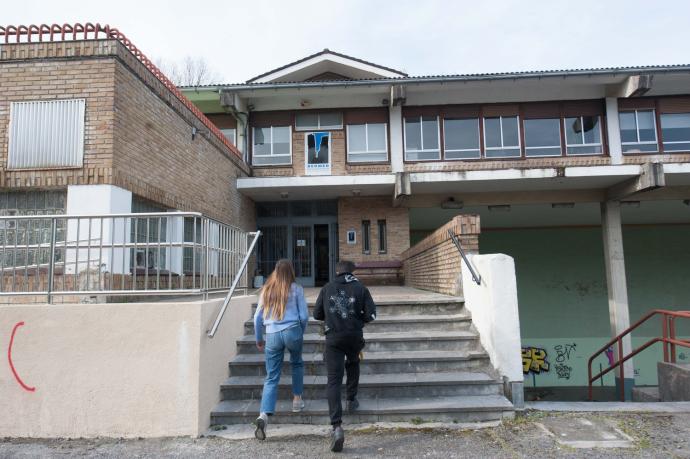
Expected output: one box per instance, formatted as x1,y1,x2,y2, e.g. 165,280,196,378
0,212,258,303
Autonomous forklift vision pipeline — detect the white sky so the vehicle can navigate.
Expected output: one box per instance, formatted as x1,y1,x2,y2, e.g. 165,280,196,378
4,0,689,83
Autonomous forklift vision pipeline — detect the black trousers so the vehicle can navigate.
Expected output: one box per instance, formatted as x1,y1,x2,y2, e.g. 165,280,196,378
324,333,365,426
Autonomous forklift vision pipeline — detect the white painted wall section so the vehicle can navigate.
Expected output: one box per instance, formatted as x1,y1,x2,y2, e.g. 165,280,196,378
389,105,404,173
605,97,623,165
65,185,133,275
461,254,523,383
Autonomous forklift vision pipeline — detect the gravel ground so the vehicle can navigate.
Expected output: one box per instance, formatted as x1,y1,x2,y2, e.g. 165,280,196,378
1,412,689,458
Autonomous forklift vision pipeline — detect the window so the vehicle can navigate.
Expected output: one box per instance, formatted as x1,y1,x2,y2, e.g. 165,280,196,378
564,116,603,155
220,128,236,145
347,123,388,162
660,113,690,152
131,197,168,270
377,220,387,254
362,220,371,254
252,126,291,166
444,118,480,159
404,116,440,160
8,99,85,169
295,112,342,131
523,118,562,157
483,116,520,158
619,110,658,153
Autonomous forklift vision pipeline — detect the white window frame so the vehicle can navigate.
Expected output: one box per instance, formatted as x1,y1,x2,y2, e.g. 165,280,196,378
523,118,563,158
482,115,521,158
563,115,604,156
619,109,658,153
252,125,292,166
294,112,343,131
403,116,441,161
443,117,481,160
346,123,388,163
220,128,236,146
660,112,690,152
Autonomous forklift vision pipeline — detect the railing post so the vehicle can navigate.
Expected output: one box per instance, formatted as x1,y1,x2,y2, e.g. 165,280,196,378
669,315,677,363
47,217,57,304
203,218,209,301
662,313,670,362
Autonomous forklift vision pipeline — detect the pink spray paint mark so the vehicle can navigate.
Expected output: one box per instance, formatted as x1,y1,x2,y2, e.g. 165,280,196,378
8,321,36,392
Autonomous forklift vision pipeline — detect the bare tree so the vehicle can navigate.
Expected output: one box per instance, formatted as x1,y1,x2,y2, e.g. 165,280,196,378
153,56,221,87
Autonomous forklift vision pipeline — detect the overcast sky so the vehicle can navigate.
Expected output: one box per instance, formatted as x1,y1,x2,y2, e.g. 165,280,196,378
4,0,689,83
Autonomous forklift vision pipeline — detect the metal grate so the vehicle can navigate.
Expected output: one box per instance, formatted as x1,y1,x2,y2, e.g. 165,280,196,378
8,99,85,169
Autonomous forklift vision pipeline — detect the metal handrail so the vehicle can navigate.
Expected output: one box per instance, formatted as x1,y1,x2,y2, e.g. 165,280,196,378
587,309,690,401
447,229,481,285
207,230,261,338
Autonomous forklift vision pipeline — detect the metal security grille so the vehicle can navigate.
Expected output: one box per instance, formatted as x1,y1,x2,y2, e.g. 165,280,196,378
8,99,86,169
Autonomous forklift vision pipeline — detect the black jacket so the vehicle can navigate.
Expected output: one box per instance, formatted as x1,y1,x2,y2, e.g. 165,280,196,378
313,273,377,337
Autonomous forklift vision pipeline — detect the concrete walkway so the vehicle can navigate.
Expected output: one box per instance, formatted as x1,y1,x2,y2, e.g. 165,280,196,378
302,285,459,303
2,411,689,458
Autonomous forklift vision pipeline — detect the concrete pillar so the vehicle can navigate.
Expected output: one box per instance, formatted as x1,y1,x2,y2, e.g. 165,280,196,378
605,97,623,165
65,184,132,276
389,105,404,173
600,200,634,398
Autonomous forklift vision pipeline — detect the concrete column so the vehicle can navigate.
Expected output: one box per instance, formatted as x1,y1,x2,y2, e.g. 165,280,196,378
65,184,132,275
389,105,404,173
600,200,634,398
605,97,623,165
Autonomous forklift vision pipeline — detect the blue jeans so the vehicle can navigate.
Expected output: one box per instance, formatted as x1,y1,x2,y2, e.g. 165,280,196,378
260,324,304,414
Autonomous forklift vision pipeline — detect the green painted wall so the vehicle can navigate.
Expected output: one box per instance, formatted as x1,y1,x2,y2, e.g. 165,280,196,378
480,225,690,388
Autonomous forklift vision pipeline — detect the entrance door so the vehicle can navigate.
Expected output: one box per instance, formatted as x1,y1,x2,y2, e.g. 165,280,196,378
292,225,313,285
314,224,330,286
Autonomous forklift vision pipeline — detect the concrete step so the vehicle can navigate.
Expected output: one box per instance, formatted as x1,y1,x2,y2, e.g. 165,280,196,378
244,314,473,335
631,386,660,402
252,298,465,317
236,331,480,354
221,371,503,400
229,350,493,377
211,394,514,425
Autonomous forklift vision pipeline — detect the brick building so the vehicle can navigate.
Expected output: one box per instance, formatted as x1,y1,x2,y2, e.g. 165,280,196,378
182,50,690,396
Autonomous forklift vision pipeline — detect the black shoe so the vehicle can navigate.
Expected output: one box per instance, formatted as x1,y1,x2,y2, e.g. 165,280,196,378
254,415,266,441
346,398,359,413
330,425,345,452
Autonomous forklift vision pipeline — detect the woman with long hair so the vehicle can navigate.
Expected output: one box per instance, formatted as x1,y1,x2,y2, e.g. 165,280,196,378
253,259,308,440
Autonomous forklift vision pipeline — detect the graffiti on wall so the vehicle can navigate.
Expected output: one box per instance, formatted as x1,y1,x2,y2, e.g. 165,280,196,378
7,321,36,392
553,343,577,380
522,347,550,374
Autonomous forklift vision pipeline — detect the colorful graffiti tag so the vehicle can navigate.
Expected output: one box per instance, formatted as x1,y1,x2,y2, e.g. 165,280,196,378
522,347,550,374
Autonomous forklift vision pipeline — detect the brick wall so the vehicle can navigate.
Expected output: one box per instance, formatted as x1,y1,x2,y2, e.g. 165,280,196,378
401,215,480,296
338,196,409,263
0,39,255,231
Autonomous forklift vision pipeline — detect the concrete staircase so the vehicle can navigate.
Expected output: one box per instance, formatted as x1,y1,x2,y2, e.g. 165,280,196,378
210,297,514,425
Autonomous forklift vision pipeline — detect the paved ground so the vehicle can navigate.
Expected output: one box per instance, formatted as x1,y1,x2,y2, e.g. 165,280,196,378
2,411,689,458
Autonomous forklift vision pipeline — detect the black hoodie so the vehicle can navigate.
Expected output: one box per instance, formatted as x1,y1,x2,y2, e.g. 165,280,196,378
313,273,377,337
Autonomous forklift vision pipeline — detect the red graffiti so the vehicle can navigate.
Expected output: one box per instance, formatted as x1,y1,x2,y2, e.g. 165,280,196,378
8,321,36,392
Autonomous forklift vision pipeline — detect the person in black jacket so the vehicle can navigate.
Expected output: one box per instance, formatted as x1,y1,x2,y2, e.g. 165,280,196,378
313,260,376,452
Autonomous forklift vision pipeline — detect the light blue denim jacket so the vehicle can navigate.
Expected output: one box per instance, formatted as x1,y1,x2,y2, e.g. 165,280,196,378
254,282,308,342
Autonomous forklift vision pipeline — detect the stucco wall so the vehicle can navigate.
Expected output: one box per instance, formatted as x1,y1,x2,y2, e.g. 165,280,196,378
0,296,255,438
481,225,690,388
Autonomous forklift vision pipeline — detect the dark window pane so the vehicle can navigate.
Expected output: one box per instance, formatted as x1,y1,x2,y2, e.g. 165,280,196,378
367,123,387,151
619,112,638,143
444,118,479,152
421,116,439,150
501,116,520,146
565,117,583,145
661,113,690,143
377,220,386,253
484,117,501,148
637,110,657,142
362,220,370,254
295,113,318,129
581,116,601,144
405,118,422,151
347,124,366,152
291,201,312,217
485,148,520,158
524,118,561,148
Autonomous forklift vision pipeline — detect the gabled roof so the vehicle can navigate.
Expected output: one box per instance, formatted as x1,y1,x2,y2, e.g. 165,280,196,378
246,48,407,83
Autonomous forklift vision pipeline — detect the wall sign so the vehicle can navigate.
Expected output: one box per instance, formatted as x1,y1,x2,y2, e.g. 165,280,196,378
305,131,331,176
346,230,356,244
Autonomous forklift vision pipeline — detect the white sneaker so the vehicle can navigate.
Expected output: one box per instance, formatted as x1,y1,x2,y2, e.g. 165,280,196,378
254,412,268,440
292,398,306,413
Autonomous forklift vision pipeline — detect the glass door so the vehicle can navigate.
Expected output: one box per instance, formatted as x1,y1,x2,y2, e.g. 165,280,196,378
292,225,313,286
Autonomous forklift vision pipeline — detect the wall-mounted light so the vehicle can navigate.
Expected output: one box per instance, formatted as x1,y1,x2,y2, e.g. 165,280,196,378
488,204,511,212
352,189,361,196
280,191,289,199
551,202,575,209
441,197,463,209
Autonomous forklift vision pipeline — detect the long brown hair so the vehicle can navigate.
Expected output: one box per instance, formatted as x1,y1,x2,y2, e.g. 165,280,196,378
260,259,296,320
